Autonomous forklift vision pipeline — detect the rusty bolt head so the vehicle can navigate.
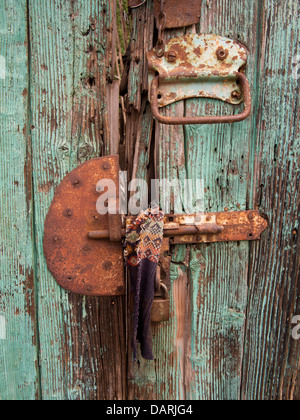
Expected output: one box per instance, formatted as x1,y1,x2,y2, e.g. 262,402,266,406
231,90,242,100
216,47,229,61
167,50,177,63
247,212,255,220
53,236,59,242
63,209,73,218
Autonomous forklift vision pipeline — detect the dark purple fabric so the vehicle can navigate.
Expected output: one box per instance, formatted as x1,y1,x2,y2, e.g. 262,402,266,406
129,259,157,360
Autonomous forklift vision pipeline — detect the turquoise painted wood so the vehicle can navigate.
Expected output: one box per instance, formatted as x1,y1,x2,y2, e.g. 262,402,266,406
0,1,39,400
0,0,299,400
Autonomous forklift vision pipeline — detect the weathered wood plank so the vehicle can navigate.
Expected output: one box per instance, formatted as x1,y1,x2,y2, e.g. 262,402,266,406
242,0,300,400
29,0,126,399
184,0,260,400
0,0,39,400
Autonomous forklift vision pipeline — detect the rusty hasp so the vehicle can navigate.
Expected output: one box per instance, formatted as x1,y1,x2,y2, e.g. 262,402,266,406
43,156,124,297
148,34,252,125
153,0,201,29
161,211,268,245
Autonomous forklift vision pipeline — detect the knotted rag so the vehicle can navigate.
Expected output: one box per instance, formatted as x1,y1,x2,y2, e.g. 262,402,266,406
125,205,164,360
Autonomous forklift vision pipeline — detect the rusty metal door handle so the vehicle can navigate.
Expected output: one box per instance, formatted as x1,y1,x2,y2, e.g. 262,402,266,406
150,72,251,125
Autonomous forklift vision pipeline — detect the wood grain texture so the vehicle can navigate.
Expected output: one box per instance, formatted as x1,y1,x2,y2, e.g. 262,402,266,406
241,0,300,400
0,0,39,400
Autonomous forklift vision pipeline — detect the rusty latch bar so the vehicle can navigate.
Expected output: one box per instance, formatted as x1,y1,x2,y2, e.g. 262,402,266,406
148,34,252,125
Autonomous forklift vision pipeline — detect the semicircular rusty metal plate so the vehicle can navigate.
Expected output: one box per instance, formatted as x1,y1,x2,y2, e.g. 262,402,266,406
43,156,124,297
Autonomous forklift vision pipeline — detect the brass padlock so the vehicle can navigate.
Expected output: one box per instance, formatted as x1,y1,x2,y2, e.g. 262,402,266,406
151,282,170,323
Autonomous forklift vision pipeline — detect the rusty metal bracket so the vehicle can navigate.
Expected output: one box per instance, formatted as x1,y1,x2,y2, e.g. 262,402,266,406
90,211,267,245
128,0,147,8
44,156,267,296
148,34,251,125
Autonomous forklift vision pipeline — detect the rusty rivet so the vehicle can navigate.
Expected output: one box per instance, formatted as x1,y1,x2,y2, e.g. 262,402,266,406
231,90,242,100
216,47,229,61
247,212,255,220
167,50,177,63
196,236,202,242
72,179,81,187
101,162,111,171
53,236,59,242
206,216,212,222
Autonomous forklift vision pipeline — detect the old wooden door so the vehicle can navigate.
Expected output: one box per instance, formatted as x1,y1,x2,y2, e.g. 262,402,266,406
0,0,299,400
